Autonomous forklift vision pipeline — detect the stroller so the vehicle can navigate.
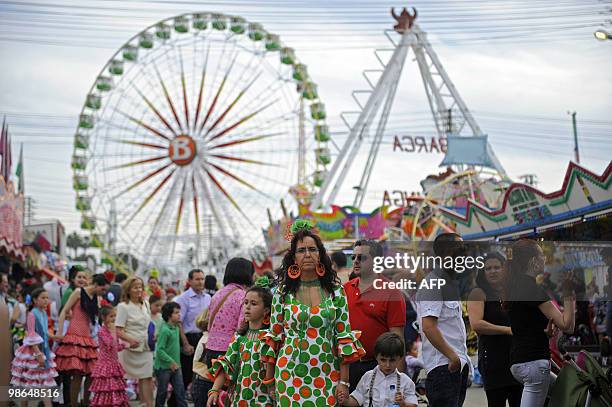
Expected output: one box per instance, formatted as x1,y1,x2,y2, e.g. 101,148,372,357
548,339,612,407
410,365,428,406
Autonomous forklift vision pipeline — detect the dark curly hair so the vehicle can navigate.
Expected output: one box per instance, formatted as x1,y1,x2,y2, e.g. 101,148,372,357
278,228,339,300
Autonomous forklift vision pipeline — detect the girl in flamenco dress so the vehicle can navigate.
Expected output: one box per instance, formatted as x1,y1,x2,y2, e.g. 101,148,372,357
10,288,59,407
55,273,110,407
206,280,275,407
90,305,137,406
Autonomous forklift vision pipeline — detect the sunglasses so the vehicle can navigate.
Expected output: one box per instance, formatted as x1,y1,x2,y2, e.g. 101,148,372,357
351,254,370,261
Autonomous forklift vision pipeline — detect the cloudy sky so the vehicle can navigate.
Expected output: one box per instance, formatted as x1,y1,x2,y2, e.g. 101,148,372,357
0,0,611,240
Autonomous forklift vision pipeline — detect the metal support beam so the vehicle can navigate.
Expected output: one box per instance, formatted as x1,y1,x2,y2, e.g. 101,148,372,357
412,25,483,137
312,17,508,211
354,58,405,208
310,30,412,209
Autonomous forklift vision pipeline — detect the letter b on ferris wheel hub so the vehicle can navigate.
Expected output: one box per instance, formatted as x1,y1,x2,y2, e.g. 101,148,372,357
169,135,197,166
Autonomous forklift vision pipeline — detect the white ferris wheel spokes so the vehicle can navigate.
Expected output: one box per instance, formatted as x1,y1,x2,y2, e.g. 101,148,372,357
72,13,332,273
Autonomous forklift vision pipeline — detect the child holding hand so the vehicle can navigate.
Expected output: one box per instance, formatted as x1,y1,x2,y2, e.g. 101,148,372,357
90,305,136,406
343,332,417,407
10,288,59,407
207,280,274,407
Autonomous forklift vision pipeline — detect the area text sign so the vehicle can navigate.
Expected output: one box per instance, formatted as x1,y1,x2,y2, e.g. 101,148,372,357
382,190,421,207
393,135,447,153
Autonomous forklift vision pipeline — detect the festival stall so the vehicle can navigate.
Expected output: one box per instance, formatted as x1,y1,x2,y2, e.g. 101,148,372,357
0,175,25,264
263,161,612,255
439,162,612,240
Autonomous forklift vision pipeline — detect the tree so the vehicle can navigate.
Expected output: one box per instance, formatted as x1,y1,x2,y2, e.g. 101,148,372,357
80,235,91,257
117,252,139,273
66,232,83,260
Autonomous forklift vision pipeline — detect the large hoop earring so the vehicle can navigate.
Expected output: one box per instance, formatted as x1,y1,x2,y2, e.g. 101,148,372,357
263,313,270,325
315,262,326,277
288,264,302,279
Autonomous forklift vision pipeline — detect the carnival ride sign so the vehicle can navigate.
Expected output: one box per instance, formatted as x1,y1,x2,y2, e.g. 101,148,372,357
392,135,447,153
507,187,553,225
382,190,423,208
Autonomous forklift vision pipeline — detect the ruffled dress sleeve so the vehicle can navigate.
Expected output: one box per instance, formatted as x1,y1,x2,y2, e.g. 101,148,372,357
333,286,366,363
261,292,285,364
209,335,241,383
23,312,44,346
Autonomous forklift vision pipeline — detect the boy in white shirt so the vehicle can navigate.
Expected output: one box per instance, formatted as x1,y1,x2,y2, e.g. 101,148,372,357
343,332,417,407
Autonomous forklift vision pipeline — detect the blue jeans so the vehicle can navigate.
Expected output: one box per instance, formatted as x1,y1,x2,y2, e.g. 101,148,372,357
425,364,469,407
155,368,187,407
510,359,551,407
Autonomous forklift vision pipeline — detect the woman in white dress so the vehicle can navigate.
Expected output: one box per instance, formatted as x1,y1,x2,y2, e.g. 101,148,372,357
116,277,154,407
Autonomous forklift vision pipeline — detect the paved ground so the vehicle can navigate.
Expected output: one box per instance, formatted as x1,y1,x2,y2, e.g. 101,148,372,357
415,386,487,406
20,386,488,406
463,386,487,407
124,388,490,406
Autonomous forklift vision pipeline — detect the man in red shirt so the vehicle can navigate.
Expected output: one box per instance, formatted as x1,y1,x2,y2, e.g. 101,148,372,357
344,239,407,391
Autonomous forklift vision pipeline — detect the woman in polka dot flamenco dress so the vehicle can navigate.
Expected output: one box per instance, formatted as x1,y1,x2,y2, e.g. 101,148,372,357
262,220,365,407
207,281,275,407
55,274,110,407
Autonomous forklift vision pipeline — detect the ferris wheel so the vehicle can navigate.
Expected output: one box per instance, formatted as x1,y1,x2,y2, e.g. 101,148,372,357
71,13,332,273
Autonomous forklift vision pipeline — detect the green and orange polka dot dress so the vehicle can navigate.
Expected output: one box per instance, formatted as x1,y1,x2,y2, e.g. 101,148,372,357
210,330,274,406
262,286,365,406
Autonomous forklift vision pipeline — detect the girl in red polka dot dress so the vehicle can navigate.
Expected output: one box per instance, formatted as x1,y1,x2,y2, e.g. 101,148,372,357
207,279,274,407
90,305,136,406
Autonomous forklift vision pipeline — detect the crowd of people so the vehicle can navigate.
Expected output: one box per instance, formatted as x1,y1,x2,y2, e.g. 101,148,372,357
2,221,609,407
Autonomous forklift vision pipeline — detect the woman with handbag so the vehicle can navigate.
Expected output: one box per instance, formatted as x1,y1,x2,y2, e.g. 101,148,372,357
191,258,254,406
116,277,154,407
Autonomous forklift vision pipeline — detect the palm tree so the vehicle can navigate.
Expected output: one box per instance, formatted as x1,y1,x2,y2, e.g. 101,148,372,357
66,232,83,259
117,252,139,273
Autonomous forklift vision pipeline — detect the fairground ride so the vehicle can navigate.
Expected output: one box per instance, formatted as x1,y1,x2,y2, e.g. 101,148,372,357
263,8,612,258
71,13,335,276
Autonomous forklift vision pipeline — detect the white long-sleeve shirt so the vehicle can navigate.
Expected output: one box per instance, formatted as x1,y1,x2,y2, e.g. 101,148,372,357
350,366,418,407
